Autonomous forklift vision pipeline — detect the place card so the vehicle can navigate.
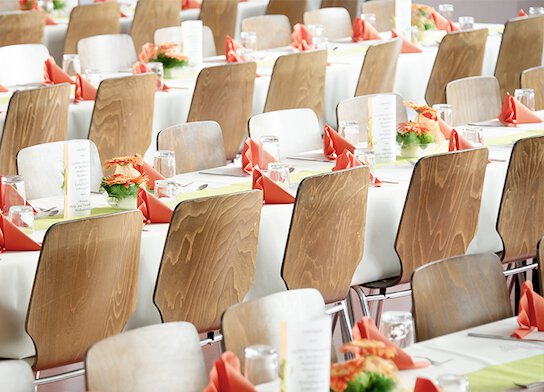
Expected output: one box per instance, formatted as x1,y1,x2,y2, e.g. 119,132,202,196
182,20,203,66
64,140,91,218
395,0,413,35
369,94,397,163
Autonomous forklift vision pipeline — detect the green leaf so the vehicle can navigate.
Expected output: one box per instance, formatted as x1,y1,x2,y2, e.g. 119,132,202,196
417,133,434,144
100,183,139,200
150,53,189,69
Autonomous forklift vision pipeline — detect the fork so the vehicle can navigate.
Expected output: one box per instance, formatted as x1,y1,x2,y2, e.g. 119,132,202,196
413,356,453,366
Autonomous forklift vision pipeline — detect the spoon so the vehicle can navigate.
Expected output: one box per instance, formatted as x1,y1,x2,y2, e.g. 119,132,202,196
197,184,208,191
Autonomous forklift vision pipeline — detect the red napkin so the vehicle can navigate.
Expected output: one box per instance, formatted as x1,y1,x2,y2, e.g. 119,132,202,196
323,124,355,160
431,10,458,32
513,281,544,339
352,17,381,41
181,0,201,9
332,150,363,171
133,161,165,190
414,377,442,392
225,35,244,63
498,93,542,125
241,137,278,175
252,167,295,204
44,57,75,85
74,74,97,103
391,29,422,53
137,187,172,224
448,129,475,151
132,61,169,91
45,14,56,25
353,317,429,370
138,42,156,64
204,352,256,392
0,84,8,93
0,215,41,252
519,9,528,17
291,23,315,51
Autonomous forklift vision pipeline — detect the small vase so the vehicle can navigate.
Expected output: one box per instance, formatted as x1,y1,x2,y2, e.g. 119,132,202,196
398,143,437,159
164,66,186,79
106,195,138,210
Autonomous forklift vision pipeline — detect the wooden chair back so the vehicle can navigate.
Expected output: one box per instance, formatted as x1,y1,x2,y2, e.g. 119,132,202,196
304,8,353,39
321,0,358,21
78,34,137,74
264,50,327,119
539,238,544,296
89,74,156,163
495,15,544,98
355,38,401,97
446,76,502,126
154,191,262,333
131,0,181,53
64,3,120,54
26,211,142,370
0,44,49,86
187,62,256,160
85,322,207,392
425,28,488,106
266,0,307,26
412,253,512,341
361,0,394,32
1,84,69,175
521,66,544,111
0,11,45,47
200,0,238,55
0,0,19,11
157,121,227,174
497,136,544,264
396,148,489,284
0,360,34,392
241,15,292,50
282,167,369,304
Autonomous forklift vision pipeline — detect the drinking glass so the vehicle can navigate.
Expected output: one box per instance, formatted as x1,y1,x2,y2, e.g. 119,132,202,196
361,13,377,28
402,25,419,44
154,180,177,200
147,62,164,90
62,54,81,77
379,311,415,348
8,206,34,235
265,162,290,190
514,88,536,111
84,69,102,87
154,150,176,178
244,345,279,386
528,7,544,15
460,126,484,146
339,121,361,147
259,136,280,170
437,375,469,392
458,16,474,30
432,104,453,125
438,4,454,20
308,24,328,48
1,176,26,215
355,148,376,184
241,31,257,55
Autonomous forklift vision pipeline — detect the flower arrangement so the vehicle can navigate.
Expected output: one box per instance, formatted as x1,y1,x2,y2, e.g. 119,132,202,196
100,155,147,209
139,43,189,78
403,101,445,141
412,3,437,31
397,121,434,145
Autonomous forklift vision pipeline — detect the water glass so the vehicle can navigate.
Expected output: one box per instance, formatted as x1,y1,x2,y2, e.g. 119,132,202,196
308,23,327,49
460,126,484,146
339,121,361,147
241,31,257,55
154,150,176,178
8,206,34,234
432,104,453,125
355,148,376,184
259,136,280,170
361,13,377,28
62,54,81,77
514,88,536,111
437,375,469,392
438,4,454,21
265,162,290,190
154,180,177,200
379,311,415,348
402,25,419,44
244,345,279,386
1,176,26,215
84,69,102,87
528,7,544,15
458,16,474,30
147,62,164,90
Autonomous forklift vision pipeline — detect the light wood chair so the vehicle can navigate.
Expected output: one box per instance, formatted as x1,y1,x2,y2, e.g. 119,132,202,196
85,322,207,392
538,238,544,296
355,38,401,97
521,66,544,111
321,0,358,21
0,84,70,175
154,25,217,57
241,15,292,50
362,0,394,32
0,0,19,11
222,289,326,365
336,93,407,143
154,191,262,334
131,0,181,53
0,360,34,392
187,62,256,160
266,0,307,26
446,76,502,126
200,0,238,55
157,121,227,174
264,50,328,120
77,34,137,73
494,15,544,98
304,8,353,39
63,3,121,55
0,11,45,47
89,74,156,163
412,254,512,341
0,44,50,86
425,28,488,106
26,211,142,372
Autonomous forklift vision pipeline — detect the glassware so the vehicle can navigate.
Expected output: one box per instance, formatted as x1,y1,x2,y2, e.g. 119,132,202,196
154,180,177,200
432,104,453,125
147,62,165,90
360,13,377,28
308,23,328,49
437,375,469,392
379,311,415,348
402,25,419,44
84,69,102,87
265,162,290,190
514,88,536,111
438,4,454,21
355,148,376,185
460,126,484,146
259,136,280,170
62,54,81,77
458,16,474,30
244,345,279,386
1,176,26,215
153,150,176,178
528,7,544,15
8,206,34,235
241,31,257,57
339,121,361,147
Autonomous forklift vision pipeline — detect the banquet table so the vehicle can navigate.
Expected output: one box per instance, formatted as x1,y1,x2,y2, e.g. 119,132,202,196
0,119,543,360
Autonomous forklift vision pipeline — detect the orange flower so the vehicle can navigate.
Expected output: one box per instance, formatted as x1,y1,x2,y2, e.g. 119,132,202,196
340,339,396,360
102,173,148,187
398,121,431,135
330,357,367,392
105,154,143,169
403,101,438,121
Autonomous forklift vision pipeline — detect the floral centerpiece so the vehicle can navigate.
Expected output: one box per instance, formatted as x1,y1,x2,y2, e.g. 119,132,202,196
403,101,445,141
397,121,435,158
139,43,189,79
100,155,148,209
412,4,437,32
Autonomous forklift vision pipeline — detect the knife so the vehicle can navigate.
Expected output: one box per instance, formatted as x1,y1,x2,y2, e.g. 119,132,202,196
468,333,544,343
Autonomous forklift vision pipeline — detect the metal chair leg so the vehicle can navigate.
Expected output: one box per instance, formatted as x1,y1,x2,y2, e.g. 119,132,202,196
374,288,386,327
339,300,353,343
346,290,356,328
354,286,371,317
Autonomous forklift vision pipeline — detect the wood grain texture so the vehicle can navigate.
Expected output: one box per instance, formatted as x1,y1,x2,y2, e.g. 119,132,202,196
446,76,502,126
64,3,120,55
26,211,142,371
157,121,226,174
282,167,369,304
131,0,181,53
200,0,238,55
395,148,489,284
495,15,544,98
497,136,544,263
241,15,292,50
1,84,69,175
304,8,352,40
187,62,256,160
0,11,45,47
355,38,401,97
321,0,358,21
89,74,156,163
264,50,327,119
266,0,307,26
425,28,488,106
361,0,394,32
85,322,208,392
412,253,512,341
154,191,262,333
521,66,544,111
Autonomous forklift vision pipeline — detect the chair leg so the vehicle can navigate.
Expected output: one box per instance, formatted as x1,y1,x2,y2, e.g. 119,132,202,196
339,300,353,344
353,285,371,317
374,288,387,327
346,290,356,328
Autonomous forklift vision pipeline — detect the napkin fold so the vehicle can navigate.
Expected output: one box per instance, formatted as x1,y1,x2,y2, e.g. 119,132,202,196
291,23,315,51
133,161,166,190
448,129,475,151
44,57,75,85
137,187,172,224
513,281,544,339
252,167,295,204
225,35,244,63
0,84,8,92
352,17,381,41
138,42,156,64
391,29,422,53
181,0,201,9
0,215,41,252
204,352,256,392
353,317,429,370
414,377,441,392
332,150,363,171
74,74,97,103
45,14,56,25
431,10,458,32
241,137,278,174
323,124,355,160
498,93,542,125
519,9,528,17
132,61,169,91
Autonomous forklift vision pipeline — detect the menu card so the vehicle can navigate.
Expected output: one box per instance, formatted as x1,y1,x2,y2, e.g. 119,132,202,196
64,140,91,218
369,94,397,163
395,0,413,35
182,20,203,66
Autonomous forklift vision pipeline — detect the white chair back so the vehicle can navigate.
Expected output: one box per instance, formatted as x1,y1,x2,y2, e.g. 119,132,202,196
303,7,353,39
154,25,217,58
17,140,103,200
0,360,34,392
0,0,19,11
249,108,323,158
0,44,49,86
77,34,137,73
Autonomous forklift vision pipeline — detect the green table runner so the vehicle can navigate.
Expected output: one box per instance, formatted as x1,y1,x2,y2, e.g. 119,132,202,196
485,130,544,147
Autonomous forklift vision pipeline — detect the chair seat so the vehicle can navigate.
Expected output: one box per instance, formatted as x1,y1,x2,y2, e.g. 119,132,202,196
361,276,401,290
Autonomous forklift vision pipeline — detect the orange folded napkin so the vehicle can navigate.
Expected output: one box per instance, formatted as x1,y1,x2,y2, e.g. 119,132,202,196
182,0,201,9
353,317,429,370
0,214,41,252
352,17,381,41
332,150,363,171
44,57,75,85
45,14,56,25
138,42,156,64
226,35,244,63
74,74,97,103
133,161,165,190
132,61,169,91
431,10,458,32
448,129,475,151
513,281,544,339
323,124,355,160
0,84,8,93
498,93,543,125
519,9,528,17
292,23,315,51
137,187,172,224
414,377,441,392
252,167,295,204
391,29,423,53
204,352,256,392
241,137,278,174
